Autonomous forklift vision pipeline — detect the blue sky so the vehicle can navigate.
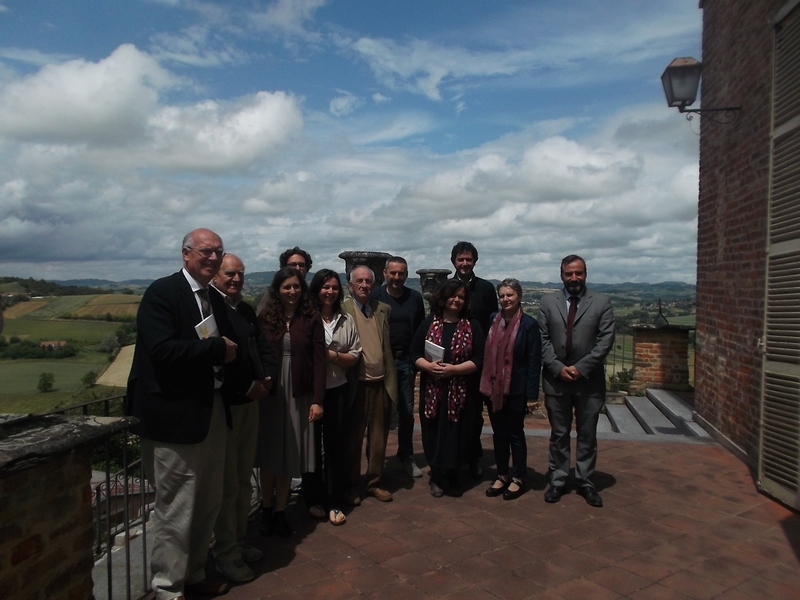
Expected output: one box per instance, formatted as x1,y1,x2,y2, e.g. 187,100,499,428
0,0,702,283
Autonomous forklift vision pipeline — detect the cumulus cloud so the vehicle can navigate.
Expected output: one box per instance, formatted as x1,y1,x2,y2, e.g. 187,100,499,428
144,91,303,171
0,44,176,144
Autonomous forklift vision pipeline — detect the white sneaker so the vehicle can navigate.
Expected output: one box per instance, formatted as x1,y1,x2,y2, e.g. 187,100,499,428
401,457,423,478
241,543,263,563
216,558,255,583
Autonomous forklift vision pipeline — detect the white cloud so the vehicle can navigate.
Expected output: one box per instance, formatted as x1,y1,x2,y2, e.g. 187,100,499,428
0,44,176,144
149,25,249,67
0,47,75,67
372,93,390,104
329,92,360,117
144,91,303,171
248,0,326,39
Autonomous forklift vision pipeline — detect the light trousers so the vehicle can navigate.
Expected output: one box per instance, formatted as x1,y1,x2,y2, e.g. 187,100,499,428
212,400,258,564
141,394,226,600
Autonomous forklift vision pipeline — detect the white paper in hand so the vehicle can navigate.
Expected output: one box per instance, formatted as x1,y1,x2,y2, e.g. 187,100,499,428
195,314,219,339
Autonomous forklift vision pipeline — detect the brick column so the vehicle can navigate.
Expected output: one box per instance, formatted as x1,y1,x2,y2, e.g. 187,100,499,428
0,414,133,600
630,325,693,394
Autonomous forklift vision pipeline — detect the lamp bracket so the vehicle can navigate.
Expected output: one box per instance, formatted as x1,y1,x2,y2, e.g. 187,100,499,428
679,106,742,124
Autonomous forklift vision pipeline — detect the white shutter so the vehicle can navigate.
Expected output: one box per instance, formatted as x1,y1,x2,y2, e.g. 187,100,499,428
759,2,800,508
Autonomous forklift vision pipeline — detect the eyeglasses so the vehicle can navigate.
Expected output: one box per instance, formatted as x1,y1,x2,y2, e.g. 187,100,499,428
287,261,307,269
223,270,245,277
189,247,225,259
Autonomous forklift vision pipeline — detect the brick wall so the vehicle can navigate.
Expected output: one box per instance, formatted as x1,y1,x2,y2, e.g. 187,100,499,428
694,0,783,459
0,451,95,600
631,327,691,393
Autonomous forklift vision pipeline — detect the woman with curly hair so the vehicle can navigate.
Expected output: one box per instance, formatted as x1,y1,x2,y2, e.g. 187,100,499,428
411,279,485,497
256,267,326,537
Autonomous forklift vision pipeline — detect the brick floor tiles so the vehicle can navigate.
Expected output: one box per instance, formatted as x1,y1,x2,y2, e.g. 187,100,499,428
198,431,800,599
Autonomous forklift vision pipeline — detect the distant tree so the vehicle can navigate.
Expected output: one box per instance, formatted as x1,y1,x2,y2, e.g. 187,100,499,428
81,371,98,387
105,312,114,321
37,372,55,393
97,332,120,354
115,322,137,345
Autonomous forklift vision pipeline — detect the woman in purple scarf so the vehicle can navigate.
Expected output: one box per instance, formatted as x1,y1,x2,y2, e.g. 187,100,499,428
480,279,541,500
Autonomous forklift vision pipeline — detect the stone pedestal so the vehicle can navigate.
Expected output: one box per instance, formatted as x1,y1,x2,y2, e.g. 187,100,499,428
630,325,694,394
416,268,452,305
0,413,134,600
338,251,392,287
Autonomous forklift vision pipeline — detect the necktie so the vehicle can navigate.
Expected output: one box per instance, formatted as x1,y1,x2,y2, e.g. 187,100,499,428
361,303,370,318
566,296,578,355
197,288,211,319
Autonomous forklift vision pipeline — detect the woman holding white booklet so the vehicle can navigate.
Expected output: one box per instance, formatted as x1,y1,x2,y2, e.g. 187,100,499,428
411,279,485,498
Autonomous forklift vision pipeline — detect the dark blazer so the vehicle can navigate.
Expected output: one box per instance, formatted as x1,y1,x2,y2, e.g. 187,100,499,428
125,271,234,444
342,297,398,405
219,296,278,406
261,311,326,407
537,288,615,397
486,312,542,409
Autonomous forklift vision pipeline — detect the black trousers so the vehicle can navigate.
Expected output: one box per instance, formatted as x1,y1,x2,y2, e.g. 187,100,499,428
487,403,527,479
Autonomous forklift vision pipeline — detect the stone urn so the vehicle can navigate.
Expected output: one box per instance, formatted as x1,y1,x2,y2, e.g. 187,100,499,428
416,268,452,305
338,251,393,287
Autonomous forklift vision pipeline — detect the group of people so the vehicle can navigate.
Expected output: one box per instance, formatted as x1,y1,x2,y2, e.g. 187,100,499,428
125,229,615,600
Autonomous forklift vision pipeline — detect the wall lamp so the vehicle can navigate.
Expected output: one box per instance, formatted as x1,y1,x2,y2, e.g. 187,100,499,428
661,57,741,123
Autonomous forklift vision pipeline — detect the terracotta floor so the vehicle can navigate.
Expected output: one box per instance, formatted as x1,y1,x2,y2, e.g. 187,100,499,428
202,430,800,600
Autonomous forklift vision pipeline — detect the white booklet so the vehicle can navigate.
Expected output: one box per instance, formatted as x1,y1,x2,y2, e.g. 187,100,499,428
195,314,219,339
424,339,445,363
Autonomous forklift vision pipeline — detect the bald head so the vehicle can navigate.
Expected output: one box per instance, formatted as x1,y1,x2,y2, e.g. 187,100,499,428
214,253,245,299
181,228,224,286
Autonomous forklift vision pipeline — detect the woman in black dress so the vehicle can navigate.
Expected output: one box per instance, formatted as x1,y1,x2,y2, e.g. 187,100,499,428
411,279,485,497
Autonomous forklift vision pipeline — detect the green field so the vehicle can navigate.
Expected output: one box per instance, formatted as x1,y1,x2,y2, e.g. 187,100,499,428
0,358,106,392
2,319,118,342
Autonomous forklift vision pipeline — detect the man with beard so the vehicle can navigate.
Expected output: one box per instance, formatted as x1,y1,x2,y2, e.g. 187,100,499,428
371,256,426,478
538,255,615,508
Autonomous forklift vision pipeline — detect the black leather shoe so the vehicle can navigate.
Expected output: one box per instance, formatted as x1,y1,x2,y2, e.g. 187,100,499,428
544,484,565,503
578,486,603,507
485,477,508,497
502,478,525,500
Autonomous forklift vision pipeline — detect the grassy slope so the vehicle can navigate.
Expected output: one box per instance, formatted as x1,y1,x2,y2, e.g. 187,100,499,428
2,319,118,342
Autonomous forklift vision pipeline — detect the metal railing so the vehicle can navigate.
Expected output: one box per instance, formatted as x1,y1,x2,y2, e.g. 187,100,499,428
45,396,153,600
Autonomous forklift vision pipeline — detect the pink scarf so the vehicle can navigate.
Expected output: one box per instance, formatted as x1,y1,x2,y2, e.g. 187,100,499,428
423,316,473,422
480,309,522,412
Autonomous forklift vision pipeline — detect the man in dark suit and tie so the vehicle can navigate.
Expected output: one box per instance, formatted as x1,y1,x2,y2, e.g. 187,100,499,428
210,253,278,584
126,228,239,599
538,255,615,508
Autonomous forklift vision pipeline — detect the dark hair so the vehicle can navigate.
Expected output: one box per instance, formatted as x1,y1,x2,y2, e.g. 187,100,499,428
497,278,523,297
560,254,586,274
450,241,478,265
431,279,470,318
385,256,408,269
309,269,343,313
279,246,313,271
259,267,315,333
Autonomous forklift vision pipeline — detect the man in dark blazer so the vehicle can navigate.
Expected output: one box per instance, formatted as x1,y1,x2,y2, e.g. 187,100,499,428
210,254,278,584
538,255,615,508
126,228,238,599
342,265,398,504
450,240,498,479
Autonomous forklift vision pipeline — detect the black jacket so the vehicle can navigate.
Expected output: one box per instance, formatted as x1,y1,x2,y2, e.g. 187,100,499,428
126,271,235,443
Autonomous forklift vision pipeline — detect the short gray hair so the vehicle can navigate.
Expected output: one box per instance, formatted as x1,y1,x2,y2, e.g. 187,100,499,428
349,265,375,283
182,231,195,250
497,278,523,297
